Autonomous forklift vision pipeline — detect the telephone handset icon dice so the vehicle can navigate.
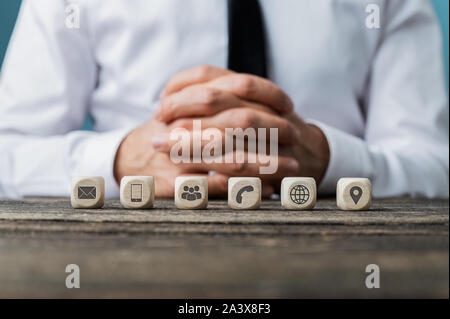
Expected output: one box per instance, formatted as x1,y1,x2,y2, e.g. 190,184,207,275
228,177,261,210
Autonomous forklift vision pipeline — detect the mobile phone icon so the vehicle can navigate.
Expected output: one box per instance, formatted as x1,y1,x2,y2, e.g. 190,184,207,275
131,184,143,202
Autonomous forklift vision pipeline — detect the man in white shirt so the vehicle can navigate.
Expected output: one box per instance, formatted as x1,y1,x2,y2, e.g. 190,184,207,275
0,0,448,199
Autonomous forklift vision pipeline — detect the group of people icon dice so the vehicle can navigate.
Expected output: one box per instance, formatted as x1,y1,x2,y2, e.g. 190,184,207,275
71,176,372,211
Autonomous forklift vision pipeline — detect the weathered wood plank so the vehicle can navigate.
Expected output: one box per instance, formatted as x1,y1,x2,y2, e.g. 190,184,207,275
0,232,447,298
0,220,448,236
0,197,448,298
0,198,448,226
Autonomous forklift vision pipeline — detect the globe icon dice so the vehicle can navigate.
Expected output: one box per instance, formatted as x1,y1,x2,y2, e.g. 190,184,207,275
281,177,317,210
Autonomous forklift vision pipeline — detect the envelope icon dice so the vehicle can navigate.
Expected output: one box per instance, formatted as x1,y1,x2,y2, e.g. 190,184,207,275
78,186,97,199
71,176,105,209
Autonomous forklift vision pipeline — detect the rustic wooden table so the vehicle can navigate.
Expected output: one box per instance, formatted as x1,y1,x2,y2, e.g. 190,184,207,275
0,197,448,298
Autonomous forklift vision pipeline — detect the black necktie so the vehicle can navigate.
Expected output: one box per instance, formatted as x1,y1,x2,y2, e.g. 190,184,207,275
227,0,267,78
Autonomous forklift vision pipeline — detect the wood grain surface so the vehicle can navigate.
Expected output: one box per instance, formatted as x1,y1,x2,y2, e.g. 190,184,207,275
0,197,448,298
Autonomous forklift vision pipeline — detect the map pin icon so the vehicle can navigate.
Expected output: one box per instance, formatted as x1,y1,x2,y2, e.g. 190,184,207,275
350,186,363,204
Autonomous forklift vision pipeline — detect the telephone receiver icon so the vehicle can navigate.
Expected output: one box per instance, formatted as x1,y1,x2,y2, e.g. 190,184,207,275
236,185,254,204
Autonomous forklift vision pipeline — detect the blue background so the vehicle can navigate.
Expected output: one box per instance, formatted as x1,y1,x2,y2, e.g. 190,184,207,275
1,0,449,83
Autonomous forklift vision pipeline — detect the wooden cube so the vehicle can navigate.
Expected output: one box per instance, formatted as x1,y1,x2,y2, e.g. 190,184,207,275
71,176,105,209
281,177,317,210
120,176,155,209
175,176,208,209
337,178,372,210
228,177,261,210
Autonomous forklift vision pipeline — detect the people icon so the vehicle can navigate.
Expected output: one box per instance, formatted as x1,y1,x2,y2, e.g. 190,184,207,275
181,185,202,201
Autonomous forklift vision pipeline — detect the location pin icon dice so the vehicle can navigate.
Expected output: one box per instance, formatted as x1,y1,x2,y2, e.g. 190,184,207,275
337,178,372,210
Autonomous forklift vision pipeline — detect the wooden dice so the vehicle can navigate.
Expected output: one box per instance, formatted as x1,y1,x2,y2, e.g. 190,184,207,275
337,178,372,210
228,177,261,210
71,176,105,209
120,176,155,209
281,177,317,210
175,176,208,209
69,175,373,211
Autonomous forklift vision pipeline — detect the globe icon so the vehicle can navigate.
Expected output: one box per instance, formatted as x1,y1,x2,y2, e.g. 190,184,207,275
290,184,310,205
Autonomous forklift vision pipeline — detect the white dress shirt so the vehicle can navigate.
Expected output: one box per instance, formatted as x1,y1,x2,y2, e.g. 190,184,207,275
0,0,448,199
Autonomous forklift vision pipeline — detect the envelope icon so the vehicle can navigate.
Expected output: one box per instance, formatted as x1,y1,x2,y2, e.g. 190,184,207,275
78,186,96,199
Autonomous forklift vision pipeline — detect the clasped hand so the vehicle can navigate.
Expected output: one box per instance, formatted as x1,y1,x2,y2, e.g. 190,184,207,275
114,65,330,197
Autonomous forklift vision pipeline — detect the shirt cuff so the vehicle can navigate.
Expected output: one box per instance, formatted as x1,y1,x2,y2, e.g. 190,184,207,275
307,120,373,195
70,128,132,198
